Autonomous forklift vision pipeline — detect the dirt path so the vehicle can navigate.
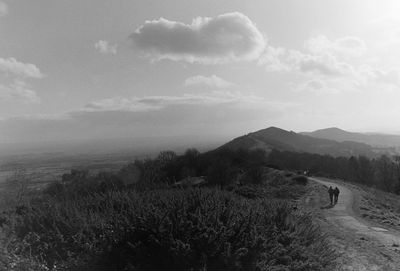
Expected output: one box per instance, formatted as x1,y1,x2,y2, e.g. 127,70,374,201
309,177,400,270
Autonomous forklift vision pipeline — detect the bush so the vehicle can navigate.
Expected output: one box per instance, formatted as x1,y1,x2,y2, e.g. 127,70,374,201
241,167,265,185
234,185,262,199
284,172,294,177
44,171,126,199
291,175,308,185
5,188,336,271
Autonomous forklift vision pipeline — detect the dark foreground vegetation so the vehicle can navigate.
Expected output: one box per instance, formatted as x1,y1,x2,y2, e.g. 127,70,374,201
0,148,336,271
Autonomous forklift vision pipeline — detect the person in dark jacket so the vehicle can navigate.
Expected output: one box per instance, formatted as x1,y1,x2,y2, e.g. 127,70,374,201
328,186,334,205
334,187,340,204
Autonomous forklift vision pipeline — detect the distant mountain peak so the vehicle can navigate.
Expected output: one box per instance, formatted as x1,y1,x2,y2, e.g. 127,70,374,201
303,127,400,149
256,126,287,133
220,126,374,157
310,127,348,133
322,127,345,131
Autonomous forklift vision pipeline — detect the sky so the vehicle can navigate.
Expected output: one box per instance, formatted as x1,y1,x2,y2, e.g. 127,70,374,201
2,0,400,146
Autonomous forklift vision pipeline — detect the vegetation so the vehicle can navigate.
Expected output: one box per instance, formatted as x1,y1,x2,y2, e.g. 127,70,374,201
0,148,337,270
267,149,400,194
3,189,335,271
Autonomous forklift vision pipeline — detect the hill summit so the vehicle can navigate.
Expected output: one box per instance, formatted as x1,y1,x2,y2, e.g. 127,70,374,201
220,126,374,157
302,128,400,148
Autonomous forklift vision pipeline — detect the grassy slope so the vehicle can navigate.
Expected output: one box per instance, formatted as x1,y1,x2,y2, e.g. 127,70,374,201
0,168,338,271
350,183,400,231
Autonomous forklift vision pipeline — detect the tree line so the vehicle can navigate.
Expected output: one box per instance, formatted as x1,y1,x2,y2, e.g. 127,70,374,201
267,149,400,193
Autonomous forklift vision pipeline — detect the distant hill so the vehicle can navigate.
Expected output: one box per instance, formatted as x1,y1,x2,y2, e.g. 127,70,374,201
302,127,400,148
220,127,375,157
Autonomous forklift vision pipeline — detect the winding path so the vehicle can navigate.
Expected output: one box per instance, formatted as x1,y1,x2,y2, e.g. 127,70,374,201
310,177,400,249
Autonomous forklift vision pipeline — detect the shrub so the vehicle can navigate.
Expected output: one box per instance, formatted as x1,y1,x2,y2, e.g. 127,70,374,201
43,172,126,200
241,167,265,185
234,185,262,199
291,175,308,185
284,172,294,177
5,188,336,271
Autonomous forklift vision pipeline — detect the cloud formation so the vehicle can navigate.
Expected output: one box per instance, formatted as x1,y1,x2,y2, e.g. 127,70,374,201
0,58,44,103
84,91,275,113
305,36,367,58
130,12,266,64
260,43,355,77
0,80,40,103
292,79,339,94
297,53,354,76
0,58,44,78
184,75,234,89
0,92,293,143
260,35,400,93
358,66,400,88
94,40,117,55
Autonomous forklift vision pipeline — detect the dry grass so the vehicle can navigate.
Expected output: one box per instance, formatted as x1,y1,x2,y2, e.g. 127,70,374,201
337,181,400,230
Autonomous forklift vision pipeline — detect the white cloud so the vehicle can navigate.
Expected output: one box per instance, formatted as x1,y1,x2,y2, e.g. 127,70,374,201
258,46,291,72
260,35,368,78
94,40,117,55
84,91,276,113
305,36,367,58
0,80,40,103
0,57,44,103
0,58,44,78
130,12,266,64
0,92,294,143
297,53,355,76
260,35,400,93
292,79,339,94
358,66,400,88
260,47,355,77
0,1,7,17
184,75,234,89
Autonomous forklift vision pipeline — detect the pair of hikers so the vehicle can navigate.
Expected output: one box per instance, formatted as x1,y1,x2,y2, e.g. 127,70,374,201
328,186,340,205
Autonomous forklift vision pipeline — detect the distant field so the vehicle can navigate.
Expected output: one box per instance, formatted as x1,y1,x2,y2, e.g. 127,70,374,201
0,151,145,189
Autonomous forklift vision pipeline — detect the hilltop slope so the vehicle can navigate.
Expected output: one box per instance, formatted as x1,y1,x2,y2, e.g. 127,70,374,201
220,126,374,157
303,127,400,148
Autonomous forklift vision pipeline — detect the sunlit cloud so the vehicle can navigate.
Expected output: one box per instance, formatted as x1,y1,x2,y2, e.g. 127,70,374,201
260,33,400,94
130,12,266,64
0,57,44,103
0,91,294,143
0,58,44,79
0,80,40,103
291,79,340,94
305,36,367,58
84,91,282,112
94,40,118,55
260,43,357,78
184,75,234,89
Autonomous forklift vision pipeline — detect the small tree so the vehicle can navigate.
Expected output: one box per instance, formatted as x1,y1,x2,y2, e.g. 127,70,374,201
376,155,396,191
207,160,238,188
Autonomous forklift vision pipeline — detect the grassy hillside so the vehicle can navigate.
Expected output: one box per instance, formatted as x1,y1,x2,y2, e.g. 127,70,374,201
349,182,400,231
0,149,337,271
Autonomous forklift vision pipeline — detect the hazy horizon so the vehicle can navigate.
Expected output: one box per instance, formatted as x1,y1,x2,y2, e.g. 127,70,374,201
3,125,400,159
3,0,400,153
